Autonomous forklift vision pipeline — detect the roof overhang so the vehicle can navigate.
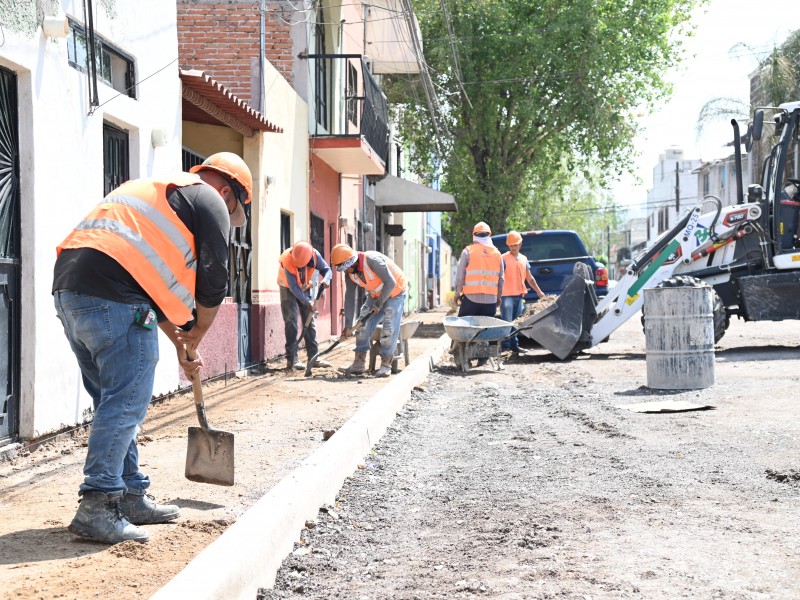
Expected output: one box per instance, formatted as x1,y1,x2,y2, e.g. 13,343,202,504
311,137,386,175
180,69,283,137
375,175,457,212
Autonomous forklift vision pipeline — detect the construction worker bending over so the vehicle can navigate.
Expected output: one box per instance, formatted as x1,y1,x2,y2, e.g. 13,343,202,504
501,230,545,354
454,221,504,317
278,240,333,370
52,152,252,544
331,243,407,378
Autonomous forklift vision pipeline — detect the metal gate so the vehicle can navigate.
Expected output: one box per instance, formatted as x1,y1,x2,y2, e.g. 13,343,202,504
0,66,20,443
230,204,252,369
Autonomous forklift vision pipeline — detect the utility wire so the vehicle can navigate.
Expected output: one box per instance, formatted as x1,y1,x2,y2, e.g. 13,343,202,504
439,0,471,109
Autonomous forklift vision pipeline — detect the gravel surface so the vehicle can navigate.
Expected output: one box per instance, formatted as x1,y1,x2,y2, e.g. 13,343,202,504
262,317,800,599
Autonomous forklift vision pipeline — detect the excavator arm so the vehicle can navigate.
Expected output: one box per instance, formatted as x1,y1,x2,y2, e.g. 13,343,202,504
518,202,763,358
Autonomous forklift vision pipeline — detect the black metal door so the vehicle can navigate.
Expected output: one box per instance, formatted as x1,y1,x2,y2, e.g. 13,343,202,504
103,122,129,195
230,203,252,369
0,66,20,443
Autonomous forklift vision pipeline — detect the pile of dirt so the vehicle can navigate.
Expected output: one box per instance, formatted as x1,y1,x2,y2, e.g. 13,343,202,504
514,295,557,325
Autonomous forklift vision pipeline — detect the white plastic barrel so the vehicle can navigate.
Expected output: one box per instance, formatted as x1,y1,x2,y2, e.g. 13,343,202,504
643,284,715,389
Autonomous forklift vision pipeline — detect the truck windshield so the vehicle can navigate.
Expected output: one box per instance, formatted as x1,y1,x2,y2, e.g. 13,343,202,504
521,234,585,261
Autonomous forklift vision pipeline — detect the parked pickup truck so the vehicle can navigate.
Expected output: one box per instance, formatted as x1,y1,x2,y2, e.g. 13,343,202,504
491,230,609,301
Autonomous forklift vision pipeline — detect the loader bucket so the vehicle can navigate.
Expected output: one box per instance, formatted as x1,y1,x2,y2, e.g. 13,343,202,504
518,264,598,359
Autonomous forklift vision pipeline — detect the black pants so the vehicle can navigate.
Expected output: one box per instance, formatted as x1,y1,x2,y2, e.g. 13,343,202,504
280,286,318,361
457,296,497,318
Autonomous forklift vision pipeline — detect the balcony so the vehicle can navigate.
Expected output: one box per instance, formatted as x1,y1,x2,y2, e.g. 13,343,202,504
307,54,389,175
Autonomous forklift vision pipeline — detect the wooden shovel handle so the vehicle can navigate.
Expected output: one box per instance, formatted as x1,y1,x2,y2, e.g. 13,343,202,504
185,345,210,430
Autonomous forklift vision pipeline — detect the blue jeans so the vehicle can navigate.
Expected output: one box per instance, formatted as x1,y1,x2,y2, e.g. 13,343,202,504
354,292,406,358
54,291,158,496
500,295,524,350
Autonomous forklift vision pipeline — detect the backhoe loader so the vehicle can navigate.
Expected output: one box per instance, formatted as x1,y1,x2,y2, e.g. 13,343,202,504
519,100,800,359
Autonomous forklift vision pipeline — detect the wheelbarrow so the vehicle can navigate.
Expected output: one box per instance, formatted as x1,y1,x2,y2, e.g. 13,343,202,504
442,315,519,373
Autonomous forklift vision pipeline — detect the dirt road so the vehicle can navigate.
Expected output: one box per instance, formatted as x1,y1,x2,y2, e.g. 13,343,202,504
263,317,800,599
0,311,447,600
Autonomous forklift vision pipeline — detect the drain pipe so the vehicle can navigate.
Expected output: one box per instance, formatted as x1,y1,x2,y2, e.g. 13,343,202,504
259,0,266,112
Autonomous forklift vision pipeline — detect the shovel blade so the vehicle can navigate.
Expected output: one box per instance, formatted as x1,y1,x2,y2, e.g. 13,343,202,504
185,426,235,486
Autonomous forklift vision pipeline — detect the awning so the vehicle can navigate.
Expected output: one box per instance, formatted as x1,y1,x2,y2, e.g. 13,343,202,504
180,69,283,137
375,175,457,212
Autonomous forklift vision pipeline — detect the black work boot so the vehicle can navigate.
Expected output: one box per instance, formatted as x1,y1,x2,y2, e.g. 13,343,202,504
119,491,180,525
68,491,149,544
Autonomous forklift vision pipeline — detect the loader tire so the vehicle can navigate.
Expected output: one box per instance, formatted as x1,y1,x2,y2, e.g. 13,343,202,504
640,276,729,343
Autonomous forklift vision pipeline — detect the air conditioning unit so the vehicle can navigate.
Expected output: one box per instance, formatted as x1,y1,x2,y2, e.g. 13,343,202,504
384,224,405,236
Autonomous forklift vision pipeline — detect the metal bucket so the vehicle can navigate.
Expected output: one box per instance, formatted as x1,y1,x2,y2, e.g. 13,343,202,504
643,285,715,390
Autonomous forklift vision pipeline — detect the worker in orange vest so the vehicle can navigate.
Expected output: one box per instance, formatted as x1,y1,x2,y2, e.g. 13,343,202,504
330,243,407,378
278,241,333,370
53,152,252,545
454,221,504,317
501,230,545,354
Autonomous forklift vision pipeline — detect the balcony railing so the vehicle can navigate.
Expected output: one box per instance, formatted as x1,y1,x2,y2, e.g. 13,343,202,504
306,54,389,166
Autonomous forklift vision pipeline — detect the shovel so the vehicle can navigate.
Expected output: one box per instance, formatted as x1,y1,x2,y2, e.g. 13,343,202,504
304,314,368,377
297,285,326,343
184,346,235,486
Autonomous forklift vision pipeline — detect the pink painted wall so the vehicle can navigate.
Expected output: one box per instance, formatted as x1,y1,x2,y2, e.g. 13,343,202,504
179,301,239,385
250,291,283,363
309,153,344,336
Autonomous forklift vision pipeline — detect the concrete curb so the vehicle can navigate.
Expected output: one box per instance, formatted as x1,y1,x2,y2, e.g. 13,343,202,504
152,332,452,600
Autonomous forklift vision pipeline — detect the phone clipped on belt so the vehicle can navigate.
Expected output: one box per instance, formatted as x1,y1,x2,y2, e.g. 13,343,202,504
134,308,157,330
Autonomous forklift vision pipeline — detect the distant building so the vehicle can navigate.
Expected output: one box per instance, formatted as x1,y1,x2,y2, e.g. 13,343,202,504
693,153,750,208
646,148,702,243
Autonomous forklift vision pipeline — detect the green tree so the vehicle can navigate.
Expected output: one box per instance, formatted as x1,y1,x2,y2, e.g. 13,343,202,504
390,0,704,251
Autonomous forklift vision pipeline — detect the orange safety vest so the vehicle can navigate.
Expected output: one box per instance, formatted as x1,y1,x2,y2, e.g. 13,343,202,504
277,248,317,289
462,243,502,296
57,174,203,325
502,251,528,297
348,251,406,299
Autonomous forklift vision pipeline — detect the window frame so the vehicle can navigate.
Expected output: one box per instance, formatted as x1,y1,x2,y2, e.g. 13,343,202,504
67,19,137,99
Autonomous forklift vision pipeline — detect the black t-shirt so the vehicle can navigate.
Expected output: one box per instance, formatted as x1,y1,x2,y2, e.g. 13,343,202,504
52,181,231,322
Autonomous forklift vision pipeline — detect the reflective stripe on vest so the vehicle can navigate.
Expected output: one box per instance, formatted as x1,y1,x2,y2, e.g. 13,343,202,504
277,249,316,289
502,252,527,297
57,174,201,324
348,251,406,298
463,243,502,295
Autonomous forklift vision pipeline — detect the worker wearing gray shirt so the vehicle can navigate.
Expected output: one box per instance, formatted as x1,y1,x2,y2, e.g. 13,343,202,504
330,243,407,377
455,221,504,317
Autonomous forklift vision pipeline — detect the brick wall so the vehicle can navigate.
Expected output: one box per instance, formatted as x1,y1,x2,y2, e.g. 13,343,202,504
177,0,294,103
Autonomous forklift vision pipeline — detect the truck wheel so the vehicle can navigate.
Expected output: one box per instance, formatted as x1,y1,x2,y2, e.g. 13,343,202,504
640,276,729,343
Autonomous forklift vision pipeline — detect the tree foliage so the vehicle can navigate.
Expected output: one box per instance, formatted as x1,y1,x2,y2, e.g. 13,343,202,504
389,0,704,251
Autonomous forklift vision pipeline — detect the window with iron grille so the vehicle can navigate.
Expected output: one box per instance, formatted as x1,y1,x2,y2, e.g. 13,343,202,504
103,123,129,196
346,61,359,126
229,204,251,303
67,20,136,99
280,212,291,253
310,213,325,260
182,148,205,172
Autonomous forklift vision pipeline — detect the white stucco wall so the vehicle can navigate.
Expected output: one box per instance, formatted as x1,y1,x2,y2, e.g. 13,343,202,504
252,60,309,303
1,1,181,438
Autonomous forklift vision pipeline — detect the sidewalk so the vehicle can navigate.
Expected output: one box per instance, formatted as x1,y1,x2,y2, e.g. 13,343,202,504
0,307,452,600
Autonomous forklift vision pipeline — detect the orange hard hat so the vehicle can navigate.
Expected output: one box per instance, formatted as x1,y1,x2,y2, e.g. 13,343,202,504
331,243,357,271
290,241,314,267
190,152,253,205
506,231,522,245
473,221,491,235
